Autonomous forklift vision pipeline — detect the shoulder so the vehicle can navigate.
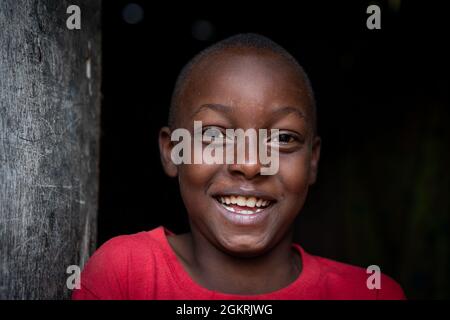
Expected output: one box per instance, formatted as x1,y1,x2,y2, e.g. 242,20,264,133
72,227,167,300
95,227,166,257
303,249,406,300
85,227,167,269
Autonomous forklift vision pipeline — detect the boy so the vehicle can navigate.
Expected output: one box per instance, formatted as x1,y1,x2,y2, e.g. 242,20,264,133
73,33,405,299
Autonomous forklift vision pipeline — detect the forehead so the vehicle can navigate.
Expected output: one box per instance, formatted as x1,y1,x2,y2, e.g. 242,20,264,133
179,48,314,125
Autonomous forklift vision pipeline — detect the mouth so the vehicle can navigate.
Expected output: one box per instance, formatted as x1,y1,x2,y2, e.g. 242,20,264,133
214,195,274,215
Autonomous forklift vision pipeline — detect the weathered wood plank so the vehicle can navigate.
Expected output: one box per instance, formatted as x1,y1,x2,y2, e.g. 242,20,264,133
0,0,101,299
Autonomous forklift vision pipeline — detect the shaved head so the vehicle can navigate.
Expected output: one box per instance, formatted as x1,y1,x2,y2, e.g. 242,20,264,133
169,33,317,133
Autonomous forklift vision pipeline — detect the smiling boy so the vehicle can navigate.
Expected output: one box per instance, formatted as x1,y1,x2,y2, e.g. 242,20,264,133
73,33,405,300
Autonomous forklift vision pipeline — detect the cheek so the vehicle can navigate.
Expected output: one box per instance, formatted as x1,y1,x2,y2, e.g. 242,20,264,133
179,164,216,186
178,164,221,208
278,152,311,201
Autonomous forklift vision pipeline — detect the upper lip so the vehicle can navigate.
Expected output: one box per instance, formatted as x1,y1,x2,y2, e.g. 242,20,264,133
210,188,277,202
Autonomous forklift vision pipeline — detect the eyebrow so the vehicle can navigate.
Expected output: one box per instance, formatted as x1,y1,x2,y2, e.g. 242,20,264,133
192,103,306,120
191,103,232,117
271,106,306,121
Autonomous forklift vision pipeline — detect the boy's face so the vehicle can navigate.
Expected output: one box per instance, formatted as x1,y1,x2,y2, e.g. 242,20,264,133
160,48,320,257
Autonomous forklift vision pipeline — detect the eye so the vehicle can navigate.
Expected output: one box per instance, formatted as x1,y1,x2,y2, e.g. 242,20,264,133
276,133,295,144
270,133,297,144
202,126,225,142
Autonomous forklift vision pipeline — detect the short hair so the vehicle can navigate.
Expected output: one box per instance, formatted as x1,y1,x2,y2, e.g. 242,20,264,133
169,33,317,133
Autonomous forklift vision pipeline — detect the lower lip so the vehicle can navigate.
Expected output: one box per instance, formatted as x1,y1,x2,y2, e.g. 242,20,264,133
213,198,273,226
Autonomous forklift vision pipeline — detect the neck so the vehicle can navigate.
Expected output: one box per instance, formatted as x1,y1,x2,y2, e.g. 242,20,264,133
183,227,302,295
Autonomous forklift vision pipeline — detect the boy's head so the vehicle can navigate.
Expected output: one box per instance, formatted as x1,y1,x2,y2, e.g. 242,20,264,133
160,33,321,257
168,34,317,132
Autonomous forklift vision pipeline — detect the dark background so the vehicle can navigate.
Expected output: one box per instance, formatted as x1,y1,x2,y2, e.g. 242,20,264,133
99,1,449,299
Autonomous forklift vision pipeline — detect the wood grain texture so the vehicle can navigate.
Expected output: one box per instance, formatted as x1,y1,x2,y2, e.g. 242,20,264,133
0,0,101,299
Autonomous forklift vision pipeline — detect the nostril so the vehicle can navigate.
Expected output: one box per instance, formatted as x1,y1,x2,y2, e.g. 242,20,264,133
227,162,262,180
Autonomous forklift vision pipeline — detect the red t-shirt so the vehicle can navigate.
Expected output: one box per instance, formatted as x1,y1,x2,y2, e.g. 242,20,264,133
72,226,406,300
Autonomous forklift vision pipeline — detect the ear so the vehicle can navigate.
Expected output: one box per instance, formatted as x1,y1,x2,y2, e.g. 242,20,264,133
159,127,178,177
308,136,321,185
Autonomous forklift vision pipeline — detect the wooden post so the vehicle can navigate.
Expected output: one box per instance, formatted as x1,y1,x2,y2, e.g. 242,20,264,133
0,0,101,299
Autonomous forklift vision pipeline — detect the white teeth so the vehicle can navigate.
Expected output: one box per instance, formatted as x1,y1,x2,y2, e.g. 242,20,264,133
256,198,263,207
236,196,246,206
218,195,272,209
246,197,256,208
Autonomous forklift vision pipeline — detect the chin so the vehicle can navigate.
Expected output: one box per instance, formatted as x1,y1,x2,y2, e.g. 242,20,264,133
218,233,272,258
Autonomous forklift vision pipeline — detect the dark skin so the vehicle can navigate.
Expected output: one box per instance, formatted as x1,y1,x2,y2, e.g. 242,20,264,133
159,47,321,295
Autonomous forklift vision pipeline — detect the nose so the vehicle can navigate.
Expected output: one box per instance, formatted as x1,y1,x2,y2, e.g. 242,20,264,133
228,163,261,180
225,131,266,180
227,161,262,180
